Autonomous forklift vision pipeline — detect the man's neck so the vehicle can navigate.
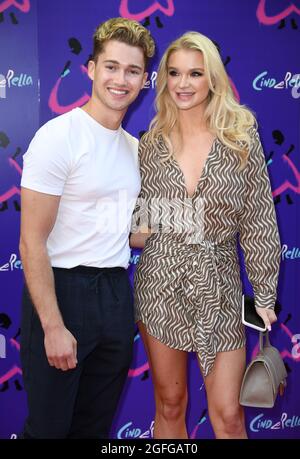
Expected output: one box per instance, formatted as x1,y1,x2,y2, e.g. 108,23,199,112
81,99,125,131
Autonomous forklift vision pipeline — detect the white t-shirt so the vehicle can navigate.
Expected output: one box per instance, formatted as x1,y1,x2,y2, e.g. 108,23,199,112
21,107,140,269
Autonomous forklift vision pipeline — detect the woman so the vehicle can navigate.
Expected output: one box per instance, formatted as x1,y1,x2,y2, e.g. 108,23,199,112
130,32,281,439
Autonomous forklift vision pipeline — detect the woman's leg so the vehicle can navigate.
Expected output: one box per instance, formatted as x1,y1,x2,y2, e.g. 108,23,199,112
202,347,247,439
138,321,188,439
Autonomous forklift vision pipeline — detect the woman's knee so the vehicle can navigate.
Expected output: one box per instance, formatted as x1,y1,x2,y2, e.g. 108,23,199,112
156,389,188,421
210,405,245,436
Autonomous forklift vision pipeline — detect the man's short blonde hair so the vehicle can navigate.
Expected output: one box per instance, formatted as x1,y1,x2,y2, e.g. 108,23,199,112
92,17,155,67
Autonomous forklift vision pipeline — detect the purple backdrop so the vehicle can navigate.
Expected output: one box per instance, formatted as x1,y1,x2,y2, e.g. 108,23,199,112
0,0,299,439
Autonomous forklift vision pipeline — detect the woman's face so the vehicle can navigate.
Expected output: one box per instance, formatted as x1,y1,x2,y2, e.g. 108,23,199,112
166,48,210,113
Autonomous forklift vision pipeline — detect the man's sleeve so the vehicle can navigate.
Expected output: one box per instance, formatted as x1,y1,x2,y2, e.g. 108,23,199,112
21,123,71,196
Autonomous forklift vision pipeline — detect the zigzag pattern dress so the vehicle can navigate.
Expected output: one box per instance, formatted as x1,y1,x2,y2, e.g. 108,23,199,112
133,127,281,377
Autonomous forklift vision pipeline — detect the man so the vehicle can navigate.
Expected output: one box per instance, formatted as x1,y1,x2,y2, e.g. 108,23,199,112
19,17,155,439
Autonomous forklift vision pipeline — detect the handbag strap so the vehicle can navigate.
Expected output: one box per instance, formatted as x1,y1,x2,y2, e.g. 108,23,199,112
259,331,271,351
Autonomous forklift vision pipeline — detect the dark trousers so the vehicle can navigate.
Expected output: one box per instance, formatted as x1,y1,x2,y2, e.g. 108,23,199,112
20,265,135,439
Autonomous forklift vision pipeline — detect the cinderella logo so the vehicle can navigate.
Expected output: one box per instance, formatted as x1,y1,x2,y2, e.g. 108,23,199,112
253,71,300,93
0,253,23,271
117,416,208,439
250,412,300,432
117,421,154,439
0,69,33,99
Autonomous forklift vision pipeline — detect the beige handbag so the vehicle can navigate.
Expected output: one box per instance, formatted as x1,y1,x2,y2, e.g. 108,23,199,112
239,331,287,408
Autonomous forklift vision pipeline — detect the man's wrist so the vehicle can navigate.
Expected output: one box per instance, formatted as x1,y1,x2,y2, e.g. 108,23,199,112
41,313,64,333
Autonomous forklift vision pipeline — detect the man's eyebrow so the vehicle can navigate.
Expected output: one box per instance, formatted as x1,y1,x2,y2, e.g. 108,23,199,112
104,60,143,70
128,64,143,70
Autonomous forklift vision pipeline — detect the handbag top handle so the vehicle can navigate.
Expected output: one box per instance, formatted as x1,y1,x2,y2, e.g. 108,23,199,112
259,331,271,352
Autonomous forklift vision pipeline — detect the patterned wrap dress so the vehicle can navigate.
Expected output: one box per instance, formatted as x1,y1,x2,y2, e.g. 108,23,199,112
133,127,281,377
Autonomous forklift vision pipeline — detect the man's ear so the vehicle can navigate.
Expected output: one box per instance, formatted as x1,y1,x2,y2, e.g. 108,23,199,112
142,72,148,88
87,60,95,81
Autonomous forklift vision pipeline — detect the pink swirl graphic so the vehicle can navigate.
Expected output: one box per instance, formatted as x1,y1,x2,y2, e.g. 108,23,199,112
10,338,20,351
119,0,175,21
0,0,30,13
128,334,150,377
0,158,21,203
229,77,240,102
48,65,90,115
0,338,21,384
0,365,22,384
251,323,300,362
190,416,207,439
257,0,300,25
272,153,300,197
128,362,149,378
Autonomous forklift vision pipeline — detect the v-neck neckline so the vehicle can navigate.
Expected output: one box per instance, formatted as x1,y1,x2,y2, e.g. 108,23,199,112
171,136,218,199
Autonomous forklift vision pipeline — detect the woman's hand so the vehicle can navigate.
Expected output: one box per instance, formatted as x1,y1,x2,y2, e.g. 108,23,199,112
129,226,151,249
255,307,277,331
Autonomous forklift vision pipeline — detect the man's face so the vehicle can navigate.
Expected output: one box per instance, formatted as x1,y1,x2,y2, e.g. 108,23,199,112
88,40,148,113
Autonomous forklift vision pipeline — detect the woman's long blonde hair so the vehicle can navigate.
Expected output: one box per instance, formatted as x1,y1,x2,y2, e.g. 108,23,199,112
149,32,256,168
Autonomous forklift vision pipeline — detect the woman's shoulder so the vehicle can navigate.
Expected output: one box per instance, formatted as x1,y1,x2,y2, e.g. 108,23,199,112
246,121,259,139
139,129,162,146
244,122,267,170
243,122,261,160
139,130,152,147
138,130,164,156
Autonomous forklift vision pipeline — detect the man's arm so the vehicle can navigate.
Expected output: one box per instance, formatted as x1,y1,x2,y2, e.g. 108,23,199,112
19,188,77,371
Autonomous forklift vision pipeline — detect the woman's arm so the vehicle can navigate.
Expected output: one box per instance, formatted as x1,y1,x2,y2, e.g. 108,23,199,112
129,226,151,249
238,128,281,329
129,232,149,248
130,133,152,249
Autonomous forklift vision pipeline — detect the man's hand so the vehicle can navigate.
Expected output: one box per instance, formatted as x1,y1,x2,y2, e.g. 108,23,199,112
44,325,77,371
255,307,277,331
